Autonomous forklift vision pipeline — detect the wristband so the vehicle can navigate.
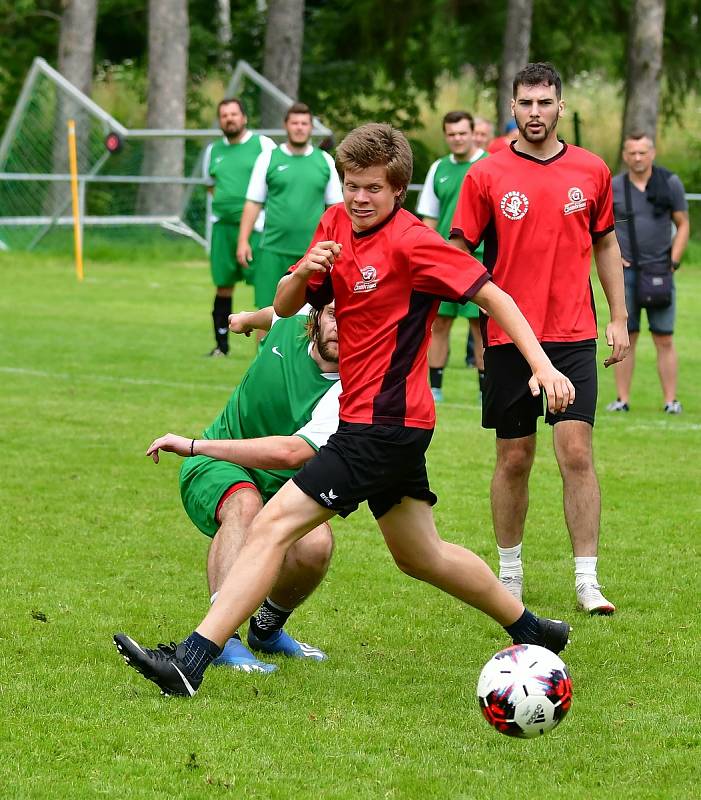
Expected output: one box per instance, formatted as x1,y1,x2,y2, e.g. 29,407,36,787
671,260,681,271
190,439,195,457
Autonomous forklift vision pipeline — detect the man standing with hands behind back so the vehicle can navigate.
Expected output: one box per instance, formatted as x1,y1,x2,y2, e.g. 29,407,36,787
204,98,275,357
451,62,629,615
607,132,690,415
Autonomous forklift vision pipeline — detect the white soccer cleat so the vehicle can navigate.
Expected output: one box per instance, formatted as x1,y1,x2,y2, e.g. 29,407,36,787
576,581,616,615
499,572,524,602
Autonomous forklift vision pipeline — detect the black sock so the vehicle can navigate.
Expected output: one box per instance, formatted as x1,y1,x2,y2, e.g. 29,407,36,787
504,608,540,644
180,631,222,681
212,294,232,352
429,367,444,389
478,369,485,394
251,598,293,640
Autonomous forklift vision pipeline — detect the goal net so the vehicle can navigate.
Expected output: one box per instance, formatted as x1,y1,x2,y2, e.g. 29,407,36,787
0,58,332,254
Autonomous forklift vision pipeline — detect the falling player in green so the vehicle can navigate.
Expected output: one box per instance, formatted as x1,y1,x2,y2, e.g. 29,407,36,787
203,97,276,356
417,111,488,401
237,102,342,317
145,304,341,670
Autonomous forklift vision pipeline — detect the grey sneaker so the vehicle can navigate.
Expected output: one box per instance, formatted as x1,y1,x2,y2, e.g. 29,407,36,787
499,572,524,602
663,400,682,414
576,581,616,615
606,399,629,412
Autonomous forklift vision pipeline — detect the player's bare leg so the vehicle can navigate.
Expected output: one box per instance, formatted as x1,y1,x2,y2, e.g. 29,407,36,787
553,420,615,614
198,480,335,646
491,435,536,600
651,332,679,407
428,315,453,401
378,497,569,651
207,488,262,592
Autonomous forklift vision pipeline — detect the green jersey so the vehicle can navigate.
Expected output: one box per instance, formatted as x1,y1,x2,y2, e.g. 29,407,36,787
203,312,341,494
417,150,488,255
247,143,343,256
204,132,275,224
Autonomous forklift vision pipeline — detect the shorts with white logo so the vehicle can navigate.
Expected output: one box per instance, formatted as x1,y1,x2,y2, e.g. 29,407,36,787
292,421,437,519
483,340,597,439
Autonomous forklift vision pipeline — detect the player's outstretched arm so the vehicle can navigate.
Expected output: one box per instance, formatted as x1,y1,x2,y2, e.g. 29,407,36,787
236,201,262,266
228,307,274,336
274,241,341,317
593,231,629,367
146,433,315,469
473,281,575,413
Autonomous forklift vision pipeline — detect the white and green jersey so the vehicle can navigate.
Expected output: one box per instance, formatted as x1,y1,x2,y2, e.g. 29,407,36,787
417,150,487,252
246,143,343,255
204,310,341,493
203,131,276,225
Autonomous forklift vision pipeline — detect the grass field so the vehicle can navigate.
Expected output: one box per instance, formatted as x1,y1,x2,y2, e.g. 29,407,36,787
1,241,700,799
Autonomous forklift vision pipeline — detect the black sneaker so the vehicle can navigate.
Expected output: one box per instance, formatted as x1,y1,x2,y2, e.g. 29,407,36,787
534,617,571,655
206,346,228,357
114,633,201,697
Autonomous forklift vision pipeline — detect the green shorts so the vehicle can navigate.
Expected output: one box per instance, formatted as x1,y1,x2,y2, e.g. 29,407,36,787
210,222,260,288
437,300,480,319
254,249,301,308
179,454,286,538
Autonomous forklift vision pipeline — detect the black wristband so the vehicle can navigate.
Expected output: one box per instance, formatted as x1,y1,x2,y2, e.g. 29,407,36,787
190,439,195,457
671,260,681,271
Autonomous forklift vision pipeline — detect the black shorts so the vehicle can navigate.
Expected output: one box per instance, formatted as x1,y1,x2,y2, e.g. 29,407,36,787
292,421,437,519
482,340,597,439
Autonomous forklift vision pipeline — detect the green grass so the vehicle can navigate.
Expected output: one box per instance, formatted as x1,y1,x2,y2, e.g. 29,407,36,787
1,246,700,799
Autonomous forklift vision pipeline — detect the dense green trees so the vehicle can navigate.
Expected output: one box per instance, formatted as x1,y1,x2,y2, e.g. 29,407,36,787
0,0,699,142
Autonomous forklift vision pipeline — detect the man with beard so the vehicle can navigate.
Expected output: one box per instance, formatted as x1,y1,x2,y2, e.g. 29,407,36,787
237,102,343,315
203,98,276,356
451,62,629,614
143,304,341,672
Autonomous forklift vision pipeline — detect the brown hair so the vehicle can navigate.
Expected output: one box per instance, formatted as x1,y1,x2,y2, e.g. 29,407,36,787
624,131,655,146
335,123,413,204
442,111,474,131
285,102,312,121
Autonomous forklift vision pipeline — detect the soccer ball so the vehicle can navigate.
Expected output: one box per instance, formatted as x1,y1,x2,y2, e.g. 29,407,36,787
476,644,573,738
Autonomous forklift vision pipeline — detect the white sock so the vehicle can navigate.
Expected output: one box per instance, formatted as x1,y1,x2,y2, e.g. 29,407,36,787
574,556,598,584
497,543,523,577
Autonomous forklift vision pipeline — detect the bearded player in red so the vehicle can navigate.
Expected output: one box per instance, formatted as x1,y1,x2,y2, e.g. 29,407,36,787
115,121,577,698
451,62,629,615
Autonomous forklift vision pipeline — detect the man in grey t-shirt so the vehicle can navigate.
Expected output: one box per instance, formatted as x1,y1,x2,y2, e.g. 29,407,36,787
607,132,690,414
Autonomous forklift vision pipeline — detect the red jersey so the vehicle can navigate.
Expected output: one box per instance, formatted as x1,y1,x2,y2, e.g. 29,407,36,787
451,142,615,346
291,204,490,429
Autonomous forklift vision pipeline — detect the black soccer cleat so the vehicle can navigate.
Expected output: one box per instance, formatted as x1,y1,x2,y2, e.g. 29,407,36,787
114,633,201,697
511,617,571,655
533,617,571,655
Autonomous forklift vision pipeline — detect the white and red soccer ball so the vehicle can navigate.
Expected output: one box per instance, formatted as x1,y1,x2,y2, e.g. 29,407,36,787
477,644,573,738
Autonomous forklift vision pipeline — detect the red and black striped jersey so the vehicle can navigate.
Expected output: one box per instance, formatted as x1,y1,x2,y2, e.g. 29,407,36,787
451,142,614,346
292,204,489,429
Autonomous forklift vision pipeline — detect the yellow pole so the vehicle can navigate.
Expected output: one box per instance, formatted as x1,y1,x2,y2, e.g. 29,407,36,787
67,119,84,281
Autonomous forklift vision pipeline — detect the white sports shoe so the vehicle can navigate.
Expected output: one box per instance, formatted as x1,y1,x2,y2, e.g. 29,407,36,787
576,581,616,615
499,572,524,602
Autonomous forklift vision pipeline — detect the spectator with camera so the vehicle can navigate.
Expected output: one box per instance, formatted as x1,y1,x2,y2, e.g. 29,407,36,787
607,132,690,414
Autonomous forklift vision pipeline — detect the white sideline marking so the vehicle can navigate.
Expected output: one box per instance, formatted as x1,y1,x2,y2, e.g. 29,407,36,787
0,365,232,393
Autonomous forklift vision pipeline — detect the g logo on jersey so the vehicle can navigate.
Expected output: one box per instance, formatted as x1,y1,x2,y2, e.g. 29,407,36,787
564,186,587,215
354,265,378,293
500,191,529,221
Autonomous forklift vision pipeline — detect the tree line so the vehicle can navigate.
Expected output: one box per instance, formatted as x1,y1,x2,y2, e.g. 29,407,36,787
1,1,699,154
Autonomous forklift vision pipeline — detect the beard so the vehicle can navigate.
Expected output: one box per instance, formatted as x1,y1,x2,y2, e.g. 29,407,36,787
222,122,244,139
516,116,559,143
317,336,338,364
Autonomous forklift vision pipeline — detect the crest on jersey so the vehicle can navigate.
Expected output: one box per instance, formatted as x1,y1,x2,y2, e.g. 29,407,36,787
500,191,529,221
354,265,378,293
564,187,588,215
